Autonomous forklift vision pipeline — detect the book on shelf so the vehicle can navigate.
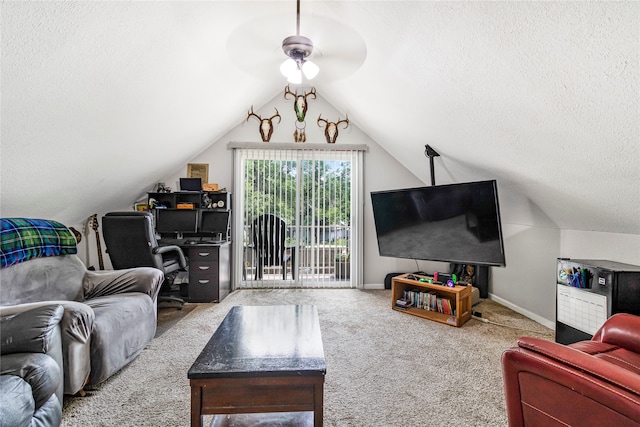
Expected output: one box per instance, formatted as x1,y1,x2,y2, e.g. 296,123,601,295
401,288,455,315
428,291,437,311
395,299,411,308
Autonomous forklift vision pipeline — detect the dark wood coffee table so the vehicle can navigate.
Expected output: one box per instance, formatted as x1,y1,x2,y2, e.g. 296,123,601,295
188,305,326,427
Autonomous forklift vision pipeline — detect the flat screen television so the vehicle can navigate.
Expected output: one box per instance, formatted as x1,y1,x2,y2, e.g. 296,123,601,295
370,180,506,267
155,209,198,234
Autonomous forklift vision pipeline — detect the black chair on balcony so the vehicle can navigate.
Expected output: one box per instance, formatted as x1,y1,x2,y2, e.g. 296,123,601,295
251,214,296,280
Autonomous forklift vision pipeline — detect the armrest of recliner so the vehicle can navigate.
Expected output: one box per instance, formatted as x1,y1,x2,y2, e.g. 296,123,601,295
83,267,164,300
516,336,640,396
1,300,95,395
592,313,640,354
1,353,62,411
1,304,65,404
1,305,64,355
153,245,187,269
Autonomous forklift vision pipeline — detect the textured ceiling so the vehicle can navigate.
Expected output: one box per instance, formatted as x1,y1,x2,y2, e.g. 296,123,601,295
1,1,638,234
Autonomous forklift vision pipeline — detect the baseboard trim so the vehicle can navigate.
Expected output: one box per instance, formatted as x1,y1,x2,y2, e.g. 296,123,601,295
362,284,555,331
489,293,555,331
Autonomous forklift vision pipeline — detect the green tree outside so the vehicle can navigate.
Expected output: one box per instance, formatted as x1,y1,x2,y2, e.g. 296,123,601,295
244,158,351,245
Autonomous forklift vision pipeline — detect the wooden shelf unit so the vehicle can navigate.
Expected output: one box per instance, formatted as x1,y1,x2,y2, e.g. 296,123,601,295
391,273,472,327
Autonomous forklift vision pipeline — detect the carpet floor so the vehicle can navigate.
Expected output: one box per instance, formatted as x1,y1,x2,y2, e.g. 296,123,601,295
61,289,553,426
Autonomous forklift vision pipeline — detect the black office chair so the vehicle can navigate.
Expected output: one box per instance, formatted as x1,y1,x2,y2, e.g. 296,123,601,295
102,211,187,309
251,214,295,280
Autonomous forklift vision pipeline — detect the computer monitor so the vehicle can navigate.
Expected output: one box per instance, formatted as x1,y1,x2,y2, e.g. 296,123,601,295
155,209,198,234
199,210,230,238
179,177,202,191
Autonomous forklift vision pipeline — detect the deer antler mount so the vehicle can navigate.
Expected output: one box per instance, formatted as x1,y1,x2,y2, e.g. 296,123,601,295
284,85,316,122
317,115,349,144
247,106,281,142
284,85,316,143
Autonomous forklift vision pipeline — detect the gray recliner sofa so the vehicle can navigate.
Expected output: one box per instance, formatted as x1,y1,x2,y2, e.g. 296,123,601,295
0,218,164,396
0,304,65,427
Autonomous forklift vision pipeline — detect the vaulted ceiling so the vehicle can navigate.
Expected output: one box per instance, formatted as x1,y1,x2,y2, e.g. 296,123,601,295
1,1,638,235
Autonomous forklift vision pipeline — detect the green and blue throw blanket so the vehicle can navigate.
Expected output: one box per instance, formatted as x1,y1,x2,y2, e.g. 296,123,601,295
1,218,78,268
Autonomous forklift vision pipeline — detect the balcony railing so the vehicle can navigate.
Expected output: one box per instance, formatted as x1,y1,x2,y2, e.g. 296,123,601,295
241,224,351,283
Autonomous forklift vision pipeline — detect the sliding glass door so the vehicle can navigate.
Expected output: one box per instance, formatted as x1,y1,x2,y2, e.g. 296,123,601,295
232,146,363,289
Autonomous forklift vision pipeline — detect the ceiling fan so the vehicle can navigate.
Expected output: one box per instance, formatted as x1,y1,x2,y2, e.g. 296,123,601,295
280,0,319,83
227,1,367,85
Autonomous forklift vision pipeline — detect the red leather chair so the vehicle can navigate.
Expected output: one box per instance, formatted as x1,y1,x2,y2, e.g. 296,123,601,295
502,313,640,427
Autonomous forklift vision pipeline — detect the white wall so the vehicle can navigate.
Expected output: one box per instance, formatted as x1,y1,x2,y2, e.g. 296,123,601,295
560,230,640,266
490,224,560,328
77,107,638,331
489,224,640,329
155,90,640,329
159,89,447,287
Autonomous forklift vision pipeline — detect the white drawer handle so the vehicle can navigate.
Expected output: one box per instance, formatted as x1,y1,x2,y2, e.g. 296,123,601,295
198,252,210,257
198,280,210,284
198,266,210,270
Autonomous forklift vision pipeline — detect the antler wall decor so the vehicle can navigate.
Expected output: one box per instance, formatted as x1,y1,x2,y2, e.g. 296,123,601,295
317,114,349,144
284,85,316,142
284,85,316,122
246,106,281,142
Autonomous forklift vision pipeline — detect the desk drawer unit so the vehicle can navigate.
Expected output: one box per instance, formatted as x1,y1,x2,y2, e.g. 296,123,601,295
188,247,220,302
186,244,231,303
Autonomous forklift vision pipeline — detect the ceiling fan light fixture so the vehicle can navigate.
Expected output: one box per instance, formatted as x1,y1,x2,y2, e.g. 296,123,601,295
302,60,319,79
288,67,303,84
280,58,303,84
280,58,298,77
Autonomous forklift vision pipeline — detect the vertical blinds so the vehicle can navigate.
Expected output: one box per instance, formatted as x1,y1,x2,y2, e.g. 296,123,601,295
232,146,363,289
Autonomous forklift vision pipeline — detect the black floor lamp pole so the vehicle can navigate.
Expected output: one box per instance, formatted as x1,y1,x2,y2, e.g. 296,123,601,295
424,145,440,186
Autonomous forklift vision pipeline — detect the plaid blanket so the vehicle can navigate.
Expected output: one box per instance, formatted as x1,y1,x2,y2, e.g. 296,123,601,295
1,218,78,268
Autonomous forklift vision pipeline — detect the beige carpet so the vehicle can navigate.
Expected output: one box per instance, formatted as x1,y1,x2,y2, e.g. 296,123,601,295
61,289,553,426
154,303,197,338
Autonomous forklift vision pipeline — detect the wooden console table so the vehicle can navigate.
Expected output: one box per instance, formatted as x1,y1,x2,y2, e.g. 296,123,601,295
188,305,326,426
